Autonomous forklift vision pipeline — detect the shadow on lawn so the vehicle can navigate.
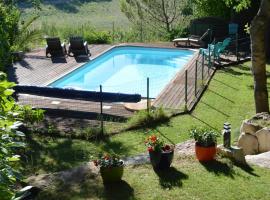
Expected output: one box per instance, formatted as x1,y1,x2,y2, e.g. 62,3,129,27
234,163,259,177
103,180,134,200
200,160,235,178
154,167,188,189
190,114,218,131
23,134,131,175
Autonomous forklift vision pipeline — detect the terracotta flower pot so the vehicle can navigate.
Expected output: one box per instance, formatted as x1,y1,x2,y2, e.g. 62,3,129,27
195,142,217,161
149,149,174,170
100,166,124,183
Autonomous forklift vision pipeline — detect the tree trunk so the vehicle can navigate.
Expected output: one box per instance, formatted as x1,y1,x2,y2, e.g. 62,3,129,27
250,0,270,113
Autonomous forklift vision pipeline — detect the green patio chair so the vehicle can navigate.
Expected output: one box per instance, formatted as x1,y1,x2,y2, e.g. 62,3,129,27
200,37,231,63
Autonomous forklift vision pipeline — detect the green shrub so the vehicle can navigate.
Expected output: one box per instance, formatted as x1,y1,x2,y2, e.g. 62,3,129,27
189,128,220,147
0,72,44,200
127,107,169,130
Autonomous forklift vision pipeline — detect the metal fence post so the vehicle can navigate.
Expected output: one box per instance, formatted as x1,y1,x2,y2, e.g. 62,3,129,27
185,70,188,109
100,85,104,136
195,60,198,97
140,20,143,42
112,21,115,44
201,55,204,85
236,33,239,62
147,77,150,113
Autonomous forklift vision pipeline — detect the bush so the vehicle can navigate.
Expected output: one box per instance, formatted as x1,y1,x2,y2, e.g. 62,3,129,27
189,128,220,147
83,31,111,44
0,72,44,200
127,107,169,130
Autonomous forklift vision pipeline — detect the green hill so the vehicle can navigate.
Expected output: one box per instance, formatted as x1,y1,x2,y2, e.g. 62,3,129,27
20,0,130,31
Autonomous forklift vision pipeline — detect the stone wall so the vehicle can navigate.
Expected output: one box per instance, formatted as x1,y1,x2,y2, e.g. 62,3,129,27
238,112,270,155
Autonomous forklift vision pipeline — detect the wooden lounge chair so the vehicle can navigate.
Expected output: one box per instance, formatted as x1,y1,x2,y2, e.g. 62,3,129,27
46,37,67,58
173,29,211,48
68,36,90,57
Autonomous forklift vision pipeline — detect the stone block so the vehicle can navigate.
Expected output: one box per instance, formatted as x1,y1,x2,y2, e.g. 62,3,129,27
255,128,270,153
238,133,259,155
217,145,246,164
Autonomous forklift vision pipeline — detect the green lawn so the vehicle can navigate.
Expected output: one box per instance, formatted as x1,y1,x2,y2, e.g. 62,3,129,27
20,0,130,31
24,62,270,176
37,157,270,200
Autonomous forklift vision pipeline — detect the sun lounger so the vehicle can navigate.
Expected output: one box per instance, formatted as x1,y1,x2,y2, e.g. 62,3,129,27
173,29,211,48
68,36,90,57
45,37,67,58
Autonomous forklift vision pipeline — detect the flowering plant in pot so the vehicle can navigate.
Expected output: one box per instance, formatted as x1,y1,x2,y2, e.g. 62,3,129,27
94,153,124,183
190,128,219,161
145,135,174,170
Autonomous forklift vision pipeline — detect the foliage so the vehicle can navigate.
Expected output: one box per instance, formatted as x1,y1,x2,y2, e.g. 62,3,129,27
120,0,193,40
12,15,43,52
93,153,124,168
193,0,232,19
127,107,169,130
193,0,252,19
144,135,173,152
19,105,44,124
189,128,219,147
0,72,44,200
0,2,20,70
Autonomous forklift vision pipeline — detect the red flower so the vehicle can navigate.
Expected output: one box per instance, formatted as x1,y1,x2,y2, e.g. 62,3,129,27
148,147,154,152
163,145,171,151
150,135,157,142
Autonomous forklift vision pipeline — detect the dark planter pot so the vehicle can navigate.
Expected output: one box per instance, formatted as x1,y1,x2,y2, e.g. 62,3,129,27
100,166,124,183
149,150,174,170
195,142,217,161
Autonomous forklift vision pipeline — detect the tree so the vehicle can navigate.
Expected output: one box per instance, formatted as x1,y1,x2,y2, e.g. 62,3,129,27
193,0,270,113
120,0,191,39
250,0,270,113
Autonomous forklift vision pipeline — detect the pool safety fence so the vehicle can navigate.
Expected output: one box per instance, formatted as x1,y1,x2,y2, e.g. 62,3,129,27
15,86,142,134
14,36,251,131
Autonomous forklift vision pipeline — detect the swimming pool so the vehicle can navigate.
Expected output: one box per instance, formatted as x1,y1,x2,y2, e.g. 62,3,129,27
50,46,195,98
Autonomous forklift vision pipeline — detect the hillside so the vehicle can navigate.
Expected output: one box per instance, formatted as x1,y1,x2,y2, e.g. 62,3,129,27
20,0,130,31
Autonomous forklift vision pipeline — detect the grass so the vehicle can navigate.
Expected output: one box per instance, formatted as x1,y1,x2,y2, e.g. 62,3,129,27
20,0,130,31
36,156,270,200
23,62,270,176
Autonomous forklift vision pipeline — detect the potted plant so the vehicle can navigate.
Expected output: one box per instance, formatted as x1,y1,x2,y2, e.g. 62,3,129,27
94,153,124,183
145,135,174,170
190,128,219,161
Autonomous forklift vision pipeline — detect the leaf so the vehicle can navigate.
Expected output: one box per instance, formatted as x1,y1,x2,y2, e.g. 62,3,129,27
15,131,25,137
8,155,20,162
1,147,8,154
9,121,23,130
4,89,14,96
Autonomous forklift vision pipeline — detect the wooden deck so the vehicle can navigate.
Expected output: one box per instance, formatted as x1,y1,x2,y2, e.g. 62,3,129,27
8,44,112,86
9,43,216,117
153,52,215,111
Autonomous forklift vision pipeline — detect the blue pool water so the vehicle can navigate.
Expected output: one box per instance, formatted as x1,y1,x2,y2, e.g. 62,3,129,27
50,46,194,98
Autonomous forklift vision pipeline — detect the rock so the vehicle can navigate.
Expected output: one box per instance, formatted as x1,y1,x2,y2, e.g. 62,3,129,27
175,140,195,156
123,153,150,165
240,120,262,135
255,128,270,153
238,133,259,155
217,145,246,164
252,112,270,121
245,151,270,168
